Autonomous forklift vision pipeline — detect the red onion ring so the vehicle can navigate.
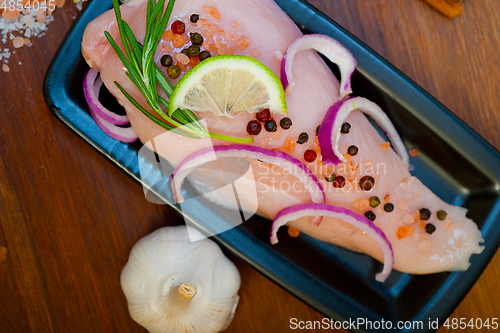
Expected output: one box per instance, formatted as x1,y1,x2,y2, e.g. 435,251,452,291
270,203,394,282
318,97,409,167
280,34,357,100
88,106,138,143
170,144,325,205
84,68,131,126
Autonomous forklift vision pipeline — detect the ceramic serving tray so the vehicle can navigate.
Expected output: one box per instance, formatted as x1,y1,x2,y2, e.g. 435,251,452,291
43,1,500,332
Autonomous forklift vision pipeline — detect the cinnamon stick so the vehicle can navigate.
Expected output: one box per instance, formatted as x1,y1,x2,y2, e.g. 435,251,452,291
422,0,464,18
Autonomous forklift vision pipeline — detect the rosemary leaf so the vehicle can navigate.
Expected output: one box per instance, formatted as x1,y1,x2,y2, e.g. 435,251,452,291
106,0,253,144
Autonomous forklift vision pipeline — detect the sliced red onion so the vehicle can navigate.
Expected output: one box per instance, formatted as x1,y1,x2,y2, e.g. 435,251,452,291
88,106,138,143
84,68,131,126
280,34,357,100
318,97,409,167
171,145,325,205
270,203,393,282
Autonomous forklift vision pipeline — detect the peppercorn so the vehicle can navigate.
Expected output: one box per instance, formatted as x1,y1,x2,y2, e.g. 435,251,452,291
369,196,381,208
264,120,277,132
347,145,358,156
384,203,394,212
188,45,201,57
364,211,376,221
304,150,317,163
199,51,211,61
341,122,351,134
296,132,309,144
420,208,431,220
190,32,204,45
160,54,173,67
280,117,292,130
171,20,186,34
325,173,336,182
181,49,190,57
332,175,346,188
359,176,375,191
167,65,181,79
190,14,199,23
425,223,436,235
246,120,262,135
437,210,447,221
256,108,271,122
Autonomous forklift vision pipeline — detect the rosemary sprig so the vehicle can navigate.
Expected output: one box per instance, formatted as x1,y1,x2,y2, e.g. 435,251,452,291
105,0,253,144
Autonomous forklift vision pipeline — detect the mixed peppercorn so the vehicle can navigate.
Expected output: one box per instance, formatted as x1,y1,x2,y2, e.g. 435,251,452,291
159,16,213,79
246,109,293,136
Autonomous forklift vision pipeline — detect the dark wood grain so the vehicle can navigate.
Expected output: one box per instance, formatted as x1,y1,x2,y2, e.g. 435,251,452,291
0,0,499,332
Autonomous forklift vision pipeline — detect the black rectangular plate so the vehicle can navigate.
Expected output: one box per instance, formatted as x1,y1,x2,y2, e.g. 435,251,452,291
43,1,500,332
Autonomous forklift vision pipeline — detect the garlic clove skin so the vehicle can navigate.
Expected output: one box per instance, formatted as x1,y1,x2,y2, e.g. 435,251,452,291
121,225,241,333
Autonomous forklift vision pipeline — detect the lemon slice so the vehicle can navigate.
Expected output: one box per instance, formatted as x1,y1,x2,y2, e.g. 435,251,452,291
169,55,287,118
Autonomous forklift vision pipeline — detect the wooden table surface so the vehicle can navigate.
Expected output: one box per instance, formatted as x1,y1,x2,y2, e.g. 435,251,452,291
1,0,499,332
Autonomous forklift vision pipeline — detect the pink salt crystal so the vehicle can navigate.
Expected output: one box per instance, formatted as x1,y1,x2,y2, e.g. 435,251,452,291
13,36,24,48
443,219,453,230
418,240,432,253
398,201,409,210
403,214,414,224
24,38,31,45
37,13,46,24
2,64,10,72
251,49,260,57
174,53,189,65
160,43,172,53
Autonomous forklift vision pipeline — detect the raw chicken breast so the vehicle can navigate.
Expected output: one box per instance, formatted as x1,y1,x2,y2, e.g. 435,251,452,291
81,0,484,275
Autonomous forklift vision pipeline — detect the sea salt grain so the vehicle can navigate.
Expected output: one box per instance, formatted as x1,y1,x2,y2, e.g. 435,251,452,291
0,0,88,69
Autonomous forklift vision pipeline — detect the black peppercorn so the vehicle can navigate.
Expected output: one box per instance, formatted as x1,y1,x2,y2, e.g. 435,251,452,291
437,210,447,221
316,125,320,136
325,173,336,182
181,49,189,57
369,196,381,208
160,54,173,67
425,223,436,235
199,50,211,61
364,211,376,221
296,132,309,144
190,14,199,23
347,145,358,156
187,45,201,57
359,176,375,191
167,65,181,79
384,203,394,212
420,208,431,220
341,122,351,134
264,120,277,132
190,32,204,45
280,117,292,130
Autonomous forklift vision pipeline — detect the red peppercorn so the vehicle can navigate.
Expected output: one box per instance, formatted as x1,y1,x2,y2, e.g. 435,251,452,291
332,176,346,188
246,120,262,135
171,20,186,34
304,150,317,162
256,108,271,122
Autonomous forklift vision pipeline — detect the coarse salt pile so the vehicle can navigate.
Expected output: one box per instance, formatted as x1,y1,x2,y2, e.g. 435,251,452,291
0,0,87,72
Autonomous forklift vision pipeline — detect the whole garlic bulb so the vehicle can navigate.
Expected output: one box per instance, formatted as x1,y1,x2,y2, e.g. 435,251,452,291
121,225,241,333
